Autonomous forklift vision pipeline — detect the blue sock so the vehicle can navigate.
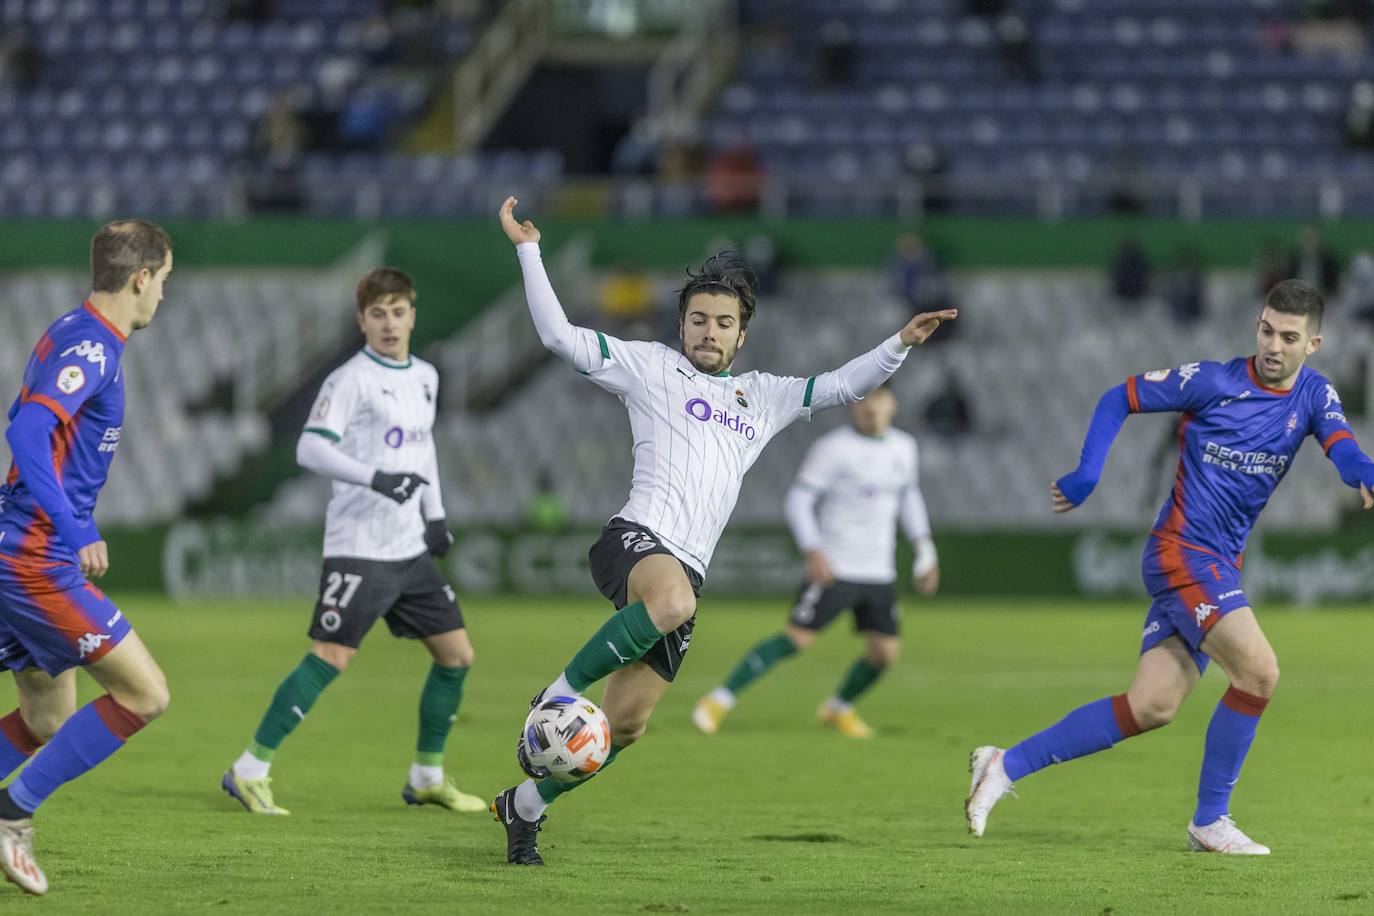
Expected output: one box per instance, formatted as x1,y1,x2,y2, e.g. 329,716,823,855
0,710,44,781
1003,694,1142,782
1193,686,1268,827
7,696,144,814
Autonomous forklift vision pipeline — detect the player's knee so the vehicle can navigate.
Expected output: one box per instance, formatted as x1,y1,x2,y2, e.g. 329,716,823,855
1237,660,1280,698
312,642,354,671
646,590,696,632
118,677,170,723
785,627,815,651
1132,695,1180,731
867,639,899,666
609,717,647,747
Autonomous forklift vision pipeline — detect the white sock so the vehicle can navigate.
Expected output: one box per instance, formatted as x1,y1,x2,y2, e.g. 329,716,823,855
513,778,547,821
825,697,853,714
409,763,444,790
710,687,737,710
233,750,270,780
542,671,576,703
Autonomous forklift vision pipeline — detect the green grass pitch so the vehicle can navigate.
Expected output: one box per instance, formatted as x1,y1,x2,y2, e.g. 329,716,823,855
1,594,1371,914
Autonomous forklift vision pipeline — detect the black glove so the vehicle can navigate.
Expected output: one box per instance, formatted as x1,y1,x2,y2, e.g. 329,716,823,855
424,518,454,557
370,470,428,505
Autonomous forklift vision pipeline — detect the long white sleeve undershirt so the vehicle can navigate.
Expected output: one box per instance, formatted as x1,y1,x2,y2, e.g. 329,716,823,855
783,484,824,553
297,430,375,487
419,438,445,521
900,483,938,575
807,335,911,411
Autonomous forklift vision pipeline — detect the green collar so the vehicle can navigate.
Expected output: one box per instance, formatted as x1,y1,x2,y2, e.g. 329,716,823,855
711,369,731,377
364,346,412,369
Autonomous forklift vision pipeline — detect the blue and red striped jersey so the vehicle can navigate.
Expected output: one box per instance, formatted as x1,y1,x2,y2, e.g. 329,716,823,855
1127,356,1356,567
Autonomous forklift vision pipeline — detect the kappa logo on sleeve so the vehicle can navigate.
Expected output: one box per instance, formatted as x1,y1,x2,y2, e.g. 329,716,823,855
1178,362,1201,388
59,339,108,376
1325,384,1342,409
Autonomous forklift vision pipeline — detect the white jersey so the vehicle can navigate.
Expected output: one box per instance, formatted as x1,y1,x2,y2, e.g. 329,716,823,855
589,336,819,574
303,348,442,560
515,241,912,578
790,425,931,584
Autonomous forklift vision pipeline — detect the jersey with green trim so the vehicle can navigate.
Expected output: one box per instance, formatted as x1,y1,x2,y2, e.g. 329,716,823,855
792,425,927,583
304,348,440,560
581,333,815,575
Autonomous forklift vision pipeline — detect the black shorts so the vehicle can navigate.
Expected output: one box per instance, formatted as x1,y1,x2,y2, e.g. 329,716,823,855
787,579,900,637
308,553,464,649
587,517,704,683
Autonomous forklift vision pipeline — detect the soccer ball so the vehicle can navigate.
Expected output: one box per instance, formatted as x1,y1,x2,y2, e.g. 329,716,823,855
518,694,613,783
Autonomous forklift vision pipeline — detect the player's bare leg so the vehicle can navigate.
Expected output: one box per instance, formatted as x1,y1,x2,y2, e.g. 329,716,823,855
404,628,483,812
695,624,813,734
1,634,167,895
819,631,898,738
1187,608,1277,854
967,637,1197,837
0,669,76,781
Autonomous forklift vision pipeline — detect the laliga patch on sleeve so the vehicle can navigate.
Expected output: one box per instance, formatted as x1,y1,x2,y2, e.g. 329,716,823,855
312,397,331,420
56,365,86,394
1143,369,1171,382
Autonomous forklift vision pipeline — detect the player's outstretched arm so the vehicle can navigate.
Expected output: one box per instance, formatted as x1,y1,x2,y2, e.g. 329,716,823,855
500,196,608,373
1323,437,1374,509
805,309,959,412
1052,383,1134,512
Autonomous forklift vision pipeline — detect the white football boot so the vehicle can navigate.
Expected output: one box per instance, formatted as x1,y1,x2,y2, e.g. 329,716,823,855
0,817,47,895
1186,815,1270,855
965,746,1016,838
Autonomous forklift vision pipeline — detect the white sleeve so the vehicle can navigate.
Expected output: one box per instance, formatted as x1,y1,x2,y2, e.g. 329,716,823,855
807,333,911,412
899,439,937,574
297,430,374,486
420,437,444,520
759,334,911,427
517,242,654,394
303,367,362,443
784,484,824,553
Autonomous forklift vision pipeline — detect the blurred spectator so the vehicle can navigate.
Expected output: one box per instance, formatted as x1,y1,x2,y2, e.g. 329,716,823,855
890,233,956,339
1345,81,1374,148
1105,151,1149,216
1109,238,1151,303
1256,238,1287,296
995,14,1038,82
1164,245,1206,323
0,28,41,88
816,20,855,88
526,470,569,532
1284,227,1340,297
598,261,656,339
743,233,783,296
338,87,398,151
704,143,765,214
925,379,974,437
1294,0,1368,60
247,91,307,212
900,143,951,213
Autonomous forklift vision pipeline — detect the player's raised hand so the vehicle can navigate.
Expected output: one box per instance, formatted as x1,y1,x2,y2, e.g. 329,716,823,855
499,196,540,245
1361,482,1373,509
898,308,958,347
79,540,109,579
1050,481,1076,514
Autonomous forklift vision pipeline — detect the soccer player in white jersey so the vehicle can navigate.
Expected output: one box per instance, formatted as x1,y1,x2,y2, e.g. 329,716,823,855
692,384,939,739
221,268,484,816
491,197,956,865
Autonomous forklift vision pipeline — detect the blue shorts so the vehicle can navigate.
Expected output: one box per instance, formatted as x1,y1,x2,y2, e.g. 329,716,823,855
0,551,131,676
1140,536,1250,674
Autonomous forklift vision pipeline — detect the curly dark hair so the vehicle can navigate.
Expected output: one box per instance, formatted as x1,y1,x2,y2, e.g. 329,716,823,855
676,251,758,329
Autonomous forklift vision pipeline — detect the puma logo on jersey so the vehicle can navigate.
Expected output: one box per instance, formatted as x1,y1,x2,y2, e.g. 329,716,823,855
60,339,108,376
1193,602,1218,625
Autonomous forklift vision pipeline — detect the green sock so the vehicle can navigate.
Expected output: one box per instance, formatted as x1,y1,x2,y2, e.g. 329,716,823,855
722,633,798,695
564,602,662,692
836,658,887,704
535,743,625,805
251,653,340,759
415,663,469,765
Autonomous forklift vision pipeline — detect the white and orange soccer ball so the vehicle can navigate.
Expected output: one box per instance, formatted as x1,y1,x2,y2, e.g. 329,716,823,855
519,695,613,783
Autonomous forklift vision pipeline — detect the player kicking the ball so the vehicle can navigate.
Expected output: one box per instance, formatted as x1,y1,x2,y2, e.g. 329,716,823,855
965,279,1374,854
222,268,483,816
693,383,939,738
491,197,955,865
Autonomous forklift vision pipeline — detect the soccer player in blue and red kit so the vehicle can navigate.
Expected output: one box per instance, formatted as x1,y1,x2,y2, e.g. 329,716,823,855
965,279,1374,854
0,220,174,895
